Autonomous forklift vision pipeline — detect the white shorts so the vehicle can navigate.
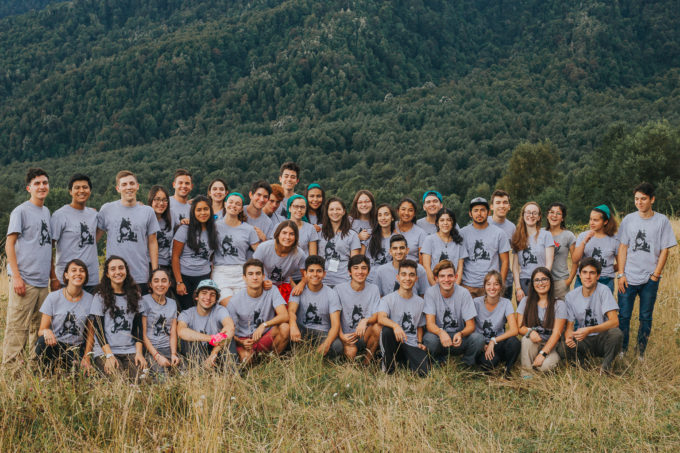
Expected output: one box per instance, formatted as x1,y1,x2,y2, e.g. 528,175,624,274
211,265,244,299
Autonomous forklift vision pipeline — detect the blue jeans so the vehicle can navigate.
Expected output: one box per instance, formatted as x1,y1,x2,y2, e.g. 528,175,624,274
575,275,614,293
617,278,659,354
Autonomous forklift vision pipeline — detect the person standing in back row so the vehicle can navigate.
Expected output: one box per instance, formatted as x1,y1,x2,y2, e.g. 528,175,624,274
96,170,159,294
277,162,300,219
51,173,100,293
416,190,444,235
460,197,510,298
489,189,515,299
3,168,54,366
170,169,193,227
617,182,677,357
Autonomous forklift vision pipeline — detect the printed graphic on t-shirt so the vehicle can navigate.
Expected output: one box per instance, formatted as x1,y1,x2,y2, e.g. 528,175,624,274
111,306,131,333
521,247,538,266
554,241,561,252
472,240,490,261
439,251,450,262
40,220,51,246
157,230,171,250
117,218,138,243
350,305,363,329
591,247,607,268
58,312,80,337
584,308,598,327
393,280,400,292
442,309,457,330
253,309,263,328
178,214,187,223
270,266,283,282
374,248,388,265
79,222,94,247
400,313,416,334
153,315,170,336
633,230,651,253
324,239,340,261
482,320,496,338
192,240,210,260
304,304,322,325
221,235,239,256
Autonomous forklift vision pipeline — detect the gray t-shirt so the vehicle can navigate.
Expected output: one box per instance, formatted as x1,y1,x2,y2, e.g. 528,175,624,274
395,223,427,261
460,224,511,287
308,213,321,226
142,294,177,350
291,221,319,280
334,282,381,334
214,221,259,266
289,285,341,332
489,218,516,286
156,218,173,267
173,225,213,276
177,305,231,341
374,262,430,297
245,206,274,239
365,235,393,284
517,297,568,341
227,288,286,337
252,240,306,284
416,217,437,235
575,232,620,278
421,235,468,270
169,197,191,228
51,204,100,286
619,212,677,285
517,229,555,279
318,230,362,286
549,229,576,280
351,218,372,236
90,293,139,355
423,284,476,335
565,283,619,336
473,296,515,340
97,201,160,284
7,200,52,287
377,291,426,347
40,289,94,345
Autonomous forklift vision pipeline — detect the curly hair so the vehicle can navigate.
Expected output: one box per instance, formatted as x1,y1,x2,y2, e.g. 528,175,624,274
96,256,141,316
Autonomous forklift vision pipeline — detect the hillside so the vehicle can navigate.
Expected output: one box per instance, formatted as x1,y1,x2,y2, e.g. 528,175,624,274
0,0,679,225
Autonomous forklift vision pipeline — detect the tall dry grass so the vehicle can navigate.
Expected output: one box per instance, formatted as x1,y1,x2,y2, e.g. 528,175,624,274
0,222,679,451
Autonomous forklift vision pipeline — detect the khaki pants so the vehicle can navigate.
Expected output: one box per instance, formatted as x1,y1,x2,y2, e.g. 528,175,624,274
461,285,485,298
2,280,49,365
553,279,570,301
520,336,561,372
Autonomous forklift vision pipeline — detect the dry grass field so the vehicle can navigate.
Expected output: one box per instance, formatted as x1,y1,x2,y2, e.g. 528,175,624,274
0,222,679,452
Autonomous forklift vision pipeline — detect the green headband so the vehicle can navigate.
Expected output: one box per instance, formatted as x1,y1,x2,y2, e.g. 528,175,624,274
593,204,610,220
287,194,309,222
227,192,246,205
307,183,322,191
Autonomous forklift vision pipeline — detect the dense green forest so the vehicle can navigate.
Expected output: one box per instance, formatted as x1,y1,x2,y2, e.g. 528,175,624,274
0,0,679,238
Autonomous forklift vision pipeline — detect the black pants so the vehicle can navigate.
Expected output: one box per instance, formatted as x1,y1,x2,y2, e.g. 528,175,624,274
176,273,211,311
380,327,430,377
559,328,623,371
93,353,143,380
299,326,344,358
477,336,521,375
35,336,83,372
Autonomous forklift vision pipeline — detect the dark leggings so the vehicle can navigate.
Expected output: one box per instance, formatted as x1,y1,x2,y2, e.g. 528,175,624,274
477,336,521,375
35,336,83,372
380,327,430,377
177,273,211,311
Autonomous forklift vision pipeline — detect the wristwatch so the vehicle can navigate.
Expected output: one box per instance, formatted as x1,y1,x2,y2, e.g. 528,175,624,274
490,337,497,345
105,353,114,359
263,322,269,328
616,273,625,279
540,351,548,357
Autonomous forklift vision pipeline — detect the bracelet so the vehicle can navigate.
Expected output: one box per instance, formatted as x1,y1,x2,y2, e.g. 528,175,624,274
177,281,185,285
524,328,533,338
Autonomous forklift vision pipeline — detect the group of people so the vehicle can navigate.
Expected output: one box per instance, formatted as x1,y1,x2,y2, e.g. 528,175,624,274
3,163,676,379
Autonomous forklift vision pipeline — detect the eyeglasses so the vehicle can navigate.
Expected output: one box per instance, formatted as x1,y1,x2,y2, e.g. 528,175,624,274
533,277,550,284
152,198,169,204
290,204,307,210
525,211,540,216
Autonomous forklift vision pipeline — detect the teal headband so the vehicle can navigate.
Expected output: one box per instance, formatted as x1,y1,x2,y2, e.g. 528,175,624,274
227,192,246,205
422,190,443,204
593,204,610,220
287,194,309,222
307,183,322,191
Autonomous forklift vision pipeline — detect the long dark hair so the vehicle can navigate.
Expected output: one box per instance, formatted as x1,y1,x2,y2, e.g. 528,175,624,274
521,267,556,329
305,184,326,222
62,258,89,287
368,203,396,259
435,207,463,245
96,256,140,316
207,178,229,218
349,190,377,229
148,185,171,232
321,197,352,240
187,195,218,252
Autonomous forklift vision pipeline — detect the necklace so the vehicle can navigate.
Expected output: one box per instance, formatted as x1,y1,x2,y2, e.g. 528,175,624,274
64,287,83,302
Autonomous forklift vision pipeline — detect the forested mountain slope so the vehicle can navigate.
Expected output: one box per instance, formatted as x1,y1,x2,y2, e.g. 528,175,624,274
0,0,678,225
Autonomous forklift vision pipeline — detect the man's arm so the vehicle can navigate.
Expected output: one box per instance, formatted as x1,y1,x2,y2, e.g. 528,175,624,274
652,248,670,280
177,321,212,342
575,311,619,339
6,233,25,296
617,243,628,293
96,228,105,242
499,251,509,282
148,233,159,270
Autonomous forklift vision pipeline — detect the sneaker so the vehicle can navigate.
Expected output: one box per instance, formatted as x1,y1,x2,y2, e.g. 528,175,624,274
618,351,625,359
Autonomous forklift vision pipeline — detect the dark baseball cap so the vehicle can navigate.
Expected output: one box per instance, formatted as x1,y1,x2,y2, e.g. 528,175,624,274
469,197,489,210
